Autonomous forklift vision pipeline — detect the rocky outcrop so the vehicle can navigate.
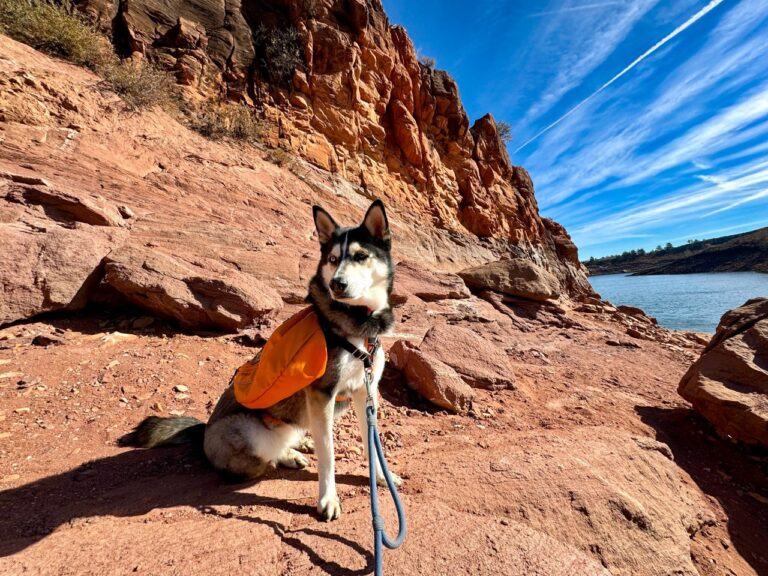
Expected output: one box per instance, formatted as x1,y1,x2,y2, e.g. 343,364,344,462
389,339,473,413
4,182,129,227
103,246,283,331
458,258,561,302
72,0,593,300
678,298,768,446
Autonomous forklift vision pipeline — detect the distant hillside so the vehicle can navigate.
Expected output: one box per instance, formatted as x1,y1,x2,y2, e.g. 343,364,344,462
584,227,768,276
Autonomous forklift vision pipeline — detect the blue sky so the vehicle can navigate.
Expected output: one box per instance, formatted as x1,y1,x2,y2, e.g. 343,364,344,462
381,0,768,258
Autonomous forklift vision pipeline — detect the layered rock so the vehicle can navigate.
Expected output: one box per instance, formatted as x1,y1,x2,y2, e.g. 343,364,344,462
391,261,470,304
103,246,283,331
678,298,768,446
0,176,129,325
72,0,593,300
0,221,127,325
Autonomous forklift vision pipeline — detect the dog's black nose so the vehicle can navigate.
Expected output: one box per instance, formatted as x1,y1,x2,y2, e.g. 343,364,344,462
330,278,347,294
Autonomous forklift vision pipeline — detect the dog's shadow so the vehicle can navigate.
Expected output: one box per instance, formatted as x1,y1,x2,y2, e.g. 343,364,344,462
0,446,372,575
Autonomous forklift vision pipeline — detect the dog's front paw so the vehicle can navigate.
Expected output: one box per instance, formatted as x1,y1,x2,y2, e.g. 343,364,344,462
296,435,315,454
278,448,309,469
318,494,342,522
376,470,403,488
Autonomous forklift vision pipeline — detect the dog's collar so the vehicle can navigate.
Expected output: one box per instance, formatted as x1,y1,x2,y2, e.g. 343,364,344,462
337,336,380,369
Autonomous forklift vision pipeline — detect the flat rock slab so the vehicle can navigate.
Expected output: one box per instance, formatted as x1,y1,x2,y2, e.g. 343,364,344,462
4,182,128,227
391,261,471,303
420,323,515,389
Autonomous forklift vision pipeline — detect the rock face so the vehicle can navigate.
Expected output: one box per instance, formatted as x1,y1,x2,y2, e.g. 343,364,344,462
103,246,283,331
389,339,474,413
459,258,561,302
679,298,768,446
392,261,470,304
72,0,593,300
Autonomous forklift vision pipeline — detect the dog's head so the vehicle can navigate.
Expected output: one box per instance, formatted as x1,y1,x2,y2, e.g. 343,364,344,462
312,199,393,312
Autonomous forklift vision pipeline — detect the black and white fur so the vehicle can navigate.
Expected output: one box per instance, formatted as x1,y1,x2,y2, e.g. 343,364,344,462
131,200,399,522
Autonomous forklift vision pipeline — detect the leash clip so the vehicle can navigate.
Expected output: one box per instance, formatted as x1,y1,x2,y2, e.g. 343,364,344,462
364,366,375,408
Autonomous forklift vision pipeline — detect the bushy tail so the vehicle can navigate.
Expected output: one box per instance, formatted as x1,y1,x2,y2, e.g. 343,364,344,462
127,416,205,448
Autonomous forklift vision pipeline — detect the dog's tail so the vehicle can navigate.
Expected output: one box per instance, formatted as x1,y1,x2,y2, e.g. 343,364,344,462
125,416,206,448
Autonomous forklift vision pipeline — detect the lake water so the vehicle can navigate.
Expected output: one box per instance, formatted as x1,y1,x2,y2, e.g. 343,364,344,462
589,272,768,333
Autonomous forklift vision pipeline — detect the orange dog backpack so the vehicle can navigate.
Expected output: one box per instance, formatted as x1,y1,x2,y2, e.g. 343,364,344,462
233,307,328,409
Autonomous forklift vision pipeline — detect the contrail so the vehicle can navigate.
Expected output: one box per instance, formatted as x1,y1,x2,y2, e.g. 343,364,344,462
514,0,727,153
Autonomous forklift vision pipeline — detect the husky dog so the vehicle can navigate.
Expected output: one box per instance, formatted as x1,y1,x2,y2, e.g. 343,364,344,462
131,199,399,521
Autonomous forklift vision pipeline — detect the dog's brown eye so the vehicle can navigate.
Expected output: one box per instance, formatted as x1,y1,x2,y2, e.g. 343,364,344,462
328,255,338,264
354,253,368,262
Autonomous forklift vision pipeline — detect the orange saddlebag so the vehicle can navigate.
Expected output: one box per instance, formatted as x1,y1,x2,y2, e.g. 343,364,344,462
233,307,327,409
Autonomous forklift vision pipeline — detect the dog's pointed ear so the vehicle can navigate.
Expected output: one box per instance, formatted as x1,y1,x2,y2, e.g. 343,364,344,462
362,199,390,242
313,205,338,244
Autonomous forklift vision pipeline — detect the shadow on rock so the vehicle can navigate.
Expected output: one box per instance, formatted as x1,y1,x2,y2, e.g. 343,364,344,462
199,505,372,576
0,445,371,574
636,406,768,574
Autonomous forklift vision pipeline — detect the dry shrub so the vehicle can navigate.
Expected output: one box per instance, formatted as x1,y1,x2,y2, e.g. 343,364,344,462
0,0,105,68
99,58,176,110
0,0,176,109
188,102,266,142
265,148,294,168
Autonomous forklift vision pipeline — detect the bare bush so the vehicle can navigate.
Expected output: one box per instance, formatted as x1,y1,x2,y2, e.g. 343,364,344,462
418,55,436,70
99,58,176,110
255,24,304,85
0,0,177,109
187,102,266,142
0,0,106,68
265,147,295,168
497,121,513,144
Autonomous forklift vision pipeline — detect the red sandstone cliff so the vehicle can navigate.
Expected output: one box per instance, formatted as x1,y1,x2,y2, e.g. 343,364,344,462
72,0,592,297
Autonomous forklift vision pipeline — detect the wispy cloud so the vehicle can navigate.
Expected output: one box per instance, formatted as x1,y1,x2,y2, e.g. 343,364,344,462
528,2,626,18
571,154,768,247
520,0,658,130
515,0,768,255
515,0,727,153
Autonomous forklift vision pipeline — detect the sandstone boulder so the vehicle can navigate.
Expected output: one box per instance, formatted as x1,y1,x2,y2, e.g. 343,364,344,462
458,258,560,302
678,298,768,445
103,246,282,331
420,323,515,389
0,221,127,325
389,339,474,413
391,261,470,303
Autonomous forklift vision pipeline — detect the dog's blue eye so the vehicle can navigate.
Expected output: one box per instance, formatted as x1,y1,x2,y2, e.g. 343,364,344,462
354,253,368,262
328,255,338,264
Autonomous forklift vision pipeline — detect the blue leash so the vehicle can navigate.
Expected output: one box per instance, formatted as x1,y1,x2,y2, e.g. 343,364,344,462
364,369,406,575
339,335,407,574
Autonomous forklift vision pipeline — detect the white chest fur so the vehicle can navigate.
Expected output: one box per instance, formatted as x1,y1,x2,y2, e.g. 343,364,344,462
335,337,385,396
